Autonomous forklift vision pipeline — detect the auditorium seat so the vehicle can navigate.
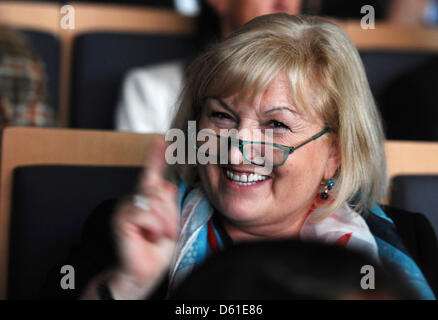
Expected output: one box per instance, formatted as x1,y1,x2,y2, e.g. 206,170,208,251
0,2,195,127
19,29,61,113
340,22,438,141
0,127,161,299
11,0,173,6
360,50,438,141
8,165,141,299
69,32,194,130
390,175,438,236
385,141,438,235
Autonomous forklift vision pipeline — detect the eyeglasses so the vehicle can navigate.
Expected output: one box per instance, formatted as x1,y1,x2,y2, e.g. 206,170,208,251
195,127,331,167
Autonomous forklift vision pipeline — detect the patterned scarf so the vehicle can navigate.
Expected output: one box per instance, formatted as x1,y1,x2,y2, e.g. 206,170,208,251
168,183,435,299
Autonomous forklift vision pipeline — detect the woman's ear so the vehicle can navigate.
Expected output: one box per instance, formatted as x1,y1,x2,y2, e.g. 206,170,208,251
323,139,341,180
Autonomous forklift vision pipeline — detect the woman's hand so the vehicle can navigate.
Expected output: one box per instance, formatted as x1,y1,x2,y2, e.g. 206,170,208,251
104,138,179,299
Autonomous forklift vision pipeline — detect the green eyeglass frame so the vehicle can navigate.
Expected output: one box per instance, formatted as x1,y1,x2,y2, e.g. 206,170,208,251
198,127,331,167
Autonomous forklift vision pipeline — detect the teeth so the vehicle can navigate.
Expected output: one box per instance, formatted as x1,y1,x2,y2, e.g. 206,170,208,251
225,169,268,184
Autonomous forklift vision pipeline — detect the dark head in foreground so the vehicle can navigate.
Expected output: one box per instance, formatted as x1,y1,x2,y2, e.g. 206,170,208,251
170,240,417,300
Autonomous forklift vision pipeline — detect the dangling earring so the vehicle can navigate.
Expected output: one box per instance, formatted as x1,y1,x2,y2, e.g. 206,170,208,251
320,178,335,200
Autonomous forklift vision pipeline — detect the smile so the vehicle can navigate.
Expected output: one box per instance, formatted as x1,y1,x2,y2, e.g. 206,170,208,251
224,168,270,186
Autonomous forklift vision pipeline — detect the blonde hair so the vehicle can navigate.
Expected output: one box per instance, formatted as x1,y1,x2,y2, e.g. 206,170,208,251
172,13,388,215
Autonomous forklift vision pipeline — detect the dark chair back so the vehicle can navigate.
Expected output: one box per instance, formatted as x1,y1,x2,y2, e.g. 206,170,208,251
69,32,194,129
8,165,141,299
390,175,438,235
360,50,438,141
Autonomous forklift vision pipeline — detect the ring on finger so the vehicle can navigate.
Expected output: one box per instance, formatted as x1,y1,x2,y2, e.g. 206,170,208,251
133,194,150,211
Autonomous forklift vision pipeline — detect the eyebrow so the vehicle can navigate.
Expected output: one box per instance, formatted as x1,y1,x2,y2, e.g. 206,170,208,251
264,106,298,115
212,97,297,116
212,98,237,116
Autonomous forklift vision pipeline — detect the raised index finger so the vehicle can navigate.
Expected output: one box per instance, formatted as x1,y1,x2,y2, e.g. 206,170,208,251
138,137,169,193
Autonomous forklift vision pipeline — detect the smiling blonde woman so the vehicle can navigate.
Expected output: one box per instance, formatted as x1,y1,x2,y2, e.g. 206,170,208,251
73,14,437,300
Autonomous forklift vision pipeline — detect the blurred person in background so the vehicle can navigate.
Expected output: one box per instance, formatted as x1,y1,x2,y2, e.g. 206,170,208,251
305,0,437,26
61,14,436,300
0,26,55,127
115,0,302,134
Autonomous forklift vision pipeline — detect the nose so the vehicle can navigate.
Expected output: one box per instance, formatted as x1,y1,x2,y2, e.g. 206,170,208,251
228,143,244,165
226,127,261,165
227,127,255,165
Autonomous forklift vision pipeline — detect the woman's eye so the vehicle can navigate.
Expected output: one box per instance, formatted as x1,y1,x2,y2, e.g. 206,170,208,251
268,120,290,130
210,112,233,121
